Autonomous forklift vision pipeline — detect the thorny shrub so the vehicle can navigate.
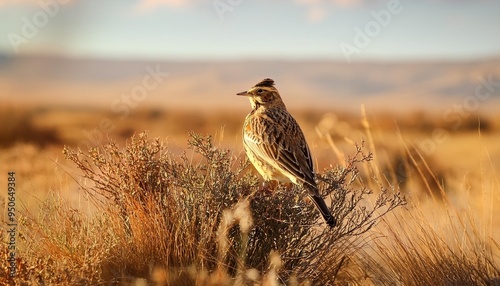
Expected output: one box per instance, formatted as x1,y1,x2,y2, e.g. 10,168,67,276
3,131,405,285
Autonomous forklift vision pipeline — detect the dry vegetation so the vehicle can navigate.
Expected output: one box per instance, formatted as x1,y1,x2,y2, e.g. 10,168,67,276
1,104,500,285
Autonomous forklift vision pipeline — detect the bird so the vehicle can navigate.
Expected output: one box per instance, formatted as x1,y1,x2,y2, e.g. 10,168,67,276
237,78,336,227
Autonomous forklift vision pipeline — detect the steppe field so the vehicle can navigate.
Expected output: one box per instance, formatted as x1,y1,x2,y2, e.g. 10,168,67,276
1,57,500,285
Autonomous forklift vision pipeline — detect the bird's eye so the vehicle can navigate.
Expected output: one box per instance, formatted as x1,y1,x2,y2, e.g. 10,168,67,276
257,89,263,94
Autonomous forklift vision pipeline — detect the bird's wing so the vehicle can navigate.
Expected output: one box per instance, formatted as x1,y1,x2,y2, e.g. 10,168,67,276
244,112,316,189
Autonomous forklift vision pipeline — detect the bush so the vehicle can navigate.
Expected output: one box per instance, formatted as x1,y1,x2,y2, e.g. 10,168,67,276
4,129,499,285
2,131,403,285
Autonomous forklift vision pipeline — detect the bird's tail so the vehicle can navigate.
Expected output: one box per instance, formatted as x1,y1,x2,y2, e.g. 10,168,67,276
303,184,336,227
309,194,336,227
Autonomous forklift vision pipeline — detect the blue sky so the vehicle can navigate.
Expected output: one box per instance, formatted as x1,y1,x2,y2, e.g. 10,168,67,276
0,0,499,61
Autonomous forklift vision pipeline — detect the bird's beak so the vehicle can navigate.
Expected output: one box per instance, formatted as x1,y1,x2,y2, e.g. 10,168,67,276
237,90,249,96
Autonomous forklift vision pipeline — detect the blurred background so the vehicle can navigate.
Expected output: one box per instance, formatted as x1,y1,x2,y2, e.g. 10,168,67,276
1,0,500,204
1,0,500,111
2,2,500,283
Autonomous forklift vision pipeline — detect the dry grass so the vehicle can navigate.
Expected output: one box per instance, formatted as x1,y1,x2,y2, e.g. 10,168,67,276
367,209,500,285
1,105,499,285
3,131,403,285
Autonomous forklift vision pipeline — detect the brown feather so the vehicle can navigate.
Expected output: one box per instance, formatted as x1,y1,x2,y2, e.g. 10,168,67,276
240,78,337,227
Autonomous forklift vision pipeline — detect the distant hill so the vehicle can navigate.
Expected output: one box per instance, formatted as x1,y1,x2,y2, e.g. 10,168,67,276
1,55,499,113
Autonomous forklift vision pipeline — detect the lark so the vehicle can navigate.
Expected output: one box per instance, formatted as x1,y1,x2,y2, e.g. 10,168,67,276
237,78,336,227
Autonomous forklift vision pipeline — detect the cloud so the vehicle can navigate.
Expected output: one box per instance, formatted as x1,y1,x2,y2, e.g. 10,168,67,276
306,5,328,23
136,0,195,11
295,0,362,8
331,0,362,7
0,0,38,8
0,0,75,8
0,0,188,11
294,0,363,23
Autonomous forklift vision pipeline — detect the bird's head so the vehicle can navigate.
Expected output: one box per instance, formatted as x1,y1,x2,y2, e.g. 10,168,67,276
237,78,285,110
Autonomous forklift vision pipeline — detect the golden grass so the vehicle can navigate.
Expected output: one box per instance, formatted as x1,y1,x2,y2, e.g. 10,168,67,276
0,104,499,285
1,130,404,284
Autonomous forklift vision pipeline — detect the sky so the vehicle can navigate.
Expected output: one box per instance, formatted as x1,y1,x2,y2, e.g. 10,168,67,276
0,0,499,61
